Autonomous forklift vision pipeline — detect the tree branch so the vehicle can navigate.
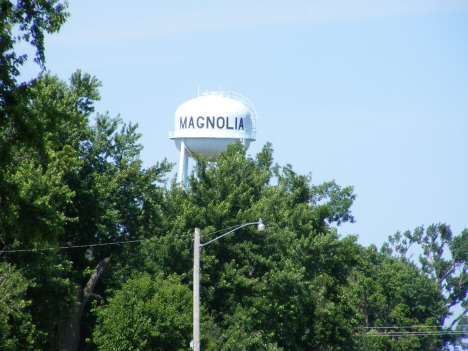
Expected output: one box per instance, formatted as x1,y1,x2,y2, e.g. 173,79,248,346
82,256,111,309
449,309,468,329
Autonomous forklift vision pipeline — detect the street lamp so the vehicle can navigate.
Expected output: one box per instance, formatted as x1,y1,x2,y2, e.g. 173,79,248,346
192,219,265,351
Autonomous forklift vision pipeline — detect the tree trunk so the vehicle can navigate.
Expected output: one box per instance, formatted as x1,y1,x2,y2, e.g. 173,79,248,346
56,257,111,351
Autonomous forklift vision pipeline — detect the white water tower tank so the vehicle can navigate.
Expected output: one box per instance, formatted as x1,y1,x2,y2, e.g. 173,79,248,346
169,91,257,184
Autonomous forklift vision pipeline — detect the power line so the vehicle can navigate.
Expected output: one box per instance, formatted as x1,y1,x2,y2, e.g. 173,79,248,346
1,224,251,254
363,331,468,337
360,326,468,337
1,233,194,253
363,326,445,329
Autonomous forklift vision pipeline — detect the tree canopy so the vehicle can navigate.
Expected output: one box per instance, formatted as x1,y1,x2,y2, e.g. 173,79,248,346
1,0,69,245
1,3,467,349
1,70,466,349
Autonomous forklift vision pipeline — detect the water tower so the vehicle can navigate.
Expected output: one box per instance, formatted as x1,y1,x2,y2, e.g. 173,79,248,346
169,91,257,184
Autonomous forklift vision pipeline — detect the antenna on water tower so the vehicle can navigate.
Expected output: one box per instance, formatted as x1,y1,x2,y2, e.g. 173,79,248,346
169,91,257,185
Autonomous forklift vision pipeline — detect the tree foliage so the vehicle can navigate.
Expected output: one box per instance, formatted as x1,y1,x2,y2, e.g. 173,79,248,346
93,273,192,351
2,71,171,351
353,245,447,350
0,6,465,348
0,0,70,245
138,143,362,350
1,91,463,350
0,262,36,350
385,224,468,349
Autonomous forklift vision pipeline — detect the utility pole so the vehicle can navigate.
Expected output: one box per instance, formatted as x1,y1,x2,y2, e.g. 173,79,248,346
193,228,200,351
192,220,264,350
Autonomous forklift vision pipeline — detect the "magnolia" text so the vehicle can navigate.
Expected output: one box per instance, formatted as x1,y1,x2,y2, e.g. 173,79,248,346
179,116,244,130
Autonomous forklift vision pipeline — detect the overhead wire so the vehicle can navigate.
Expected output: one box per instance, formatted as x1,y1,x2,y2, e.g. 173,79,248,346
363,331,468,337
1,233,192,253
363,326,448,329
360,325,468,337
1,224,251,254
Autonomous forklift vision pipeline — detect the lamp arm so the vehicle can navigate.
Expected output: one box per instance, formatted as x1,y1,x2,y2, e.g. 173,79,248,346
200,222,260,247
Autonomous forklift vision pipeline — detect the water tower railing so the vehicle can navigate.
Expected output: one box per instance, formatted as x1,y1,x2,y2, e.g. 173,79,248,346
199,91,258,131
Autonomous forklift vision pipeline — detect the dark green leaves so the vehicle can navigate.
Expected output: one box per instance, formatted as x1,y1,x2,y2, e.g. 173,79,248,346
385,223,468,349
93,273,192,351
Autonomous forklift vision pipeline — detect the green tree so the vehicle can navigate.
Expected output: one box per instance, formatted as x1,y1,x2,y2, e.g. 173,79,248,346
352,245,447,351
453,315,468,351
3,71,171,350
0,262,36,350
386,224,468,349
0,0,69,245
93,273,192,351
249,230,360,350
141,142,360,350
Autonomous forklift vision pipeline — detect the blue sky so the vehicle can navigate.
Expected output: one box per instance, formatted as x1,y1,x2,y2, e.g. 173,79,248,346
19,0,468,248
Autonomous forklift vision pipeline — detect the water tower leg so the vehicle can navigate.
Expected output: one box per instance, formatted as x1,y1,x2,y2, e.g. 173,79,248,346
178,139,188,185
183,153,188,183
